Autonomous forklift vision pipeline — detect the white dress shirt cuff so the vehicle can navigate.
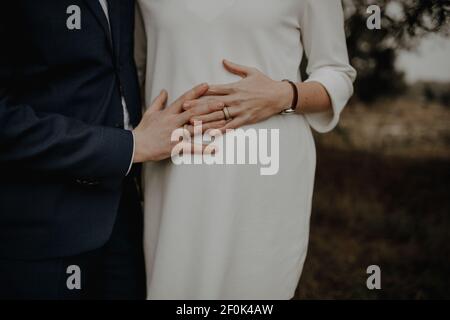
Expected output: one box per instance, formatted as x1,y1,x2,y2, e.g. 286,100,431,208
126,130,135,176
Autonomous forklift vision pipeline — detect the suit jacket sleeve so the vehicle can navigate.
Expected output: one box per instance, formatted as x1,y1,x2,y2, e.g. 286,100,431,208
0,6,134,181
0,90,134,180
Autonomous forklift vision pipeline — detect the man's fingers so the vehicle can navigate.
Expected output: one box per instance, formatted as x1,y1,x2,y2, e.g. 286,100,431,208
201,120,228,132
178,142,217,155
220,116,247,131
169,83,209,114
190,100,225,116
177,100,225,125
182,99,200,110
146,90,168,114
222,59,256,78
184,120,227,136
203,120,228,132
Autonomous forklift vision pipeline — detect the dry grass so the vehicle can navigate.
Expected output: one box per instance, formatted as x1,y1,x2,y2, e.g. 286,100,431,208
294,99,450,299
317,99,450,159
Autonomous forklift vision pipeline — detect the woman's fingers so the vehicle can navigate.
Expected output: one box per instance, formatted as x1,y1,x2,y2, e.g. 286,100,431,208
146,90,168,114
222,59,257,78
190,104,242,124
205,60,255,96
206,84,235,96
183,96,233,110
182,98,222,110
205,60,260,95
190,110,225,124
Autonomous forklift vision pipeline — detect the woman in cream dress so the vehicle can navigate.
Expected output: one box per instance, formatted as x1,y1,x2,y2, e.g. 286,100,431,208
135,0,356,299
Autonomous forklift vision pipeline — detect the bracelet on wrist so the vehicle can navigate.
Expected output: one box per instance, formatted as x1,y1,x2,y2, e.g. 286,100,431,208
280,79,299,114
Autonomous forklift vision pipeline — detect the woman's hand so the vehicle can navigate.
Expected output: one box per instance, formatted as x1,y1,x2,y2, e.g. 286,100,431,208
183,60,294,130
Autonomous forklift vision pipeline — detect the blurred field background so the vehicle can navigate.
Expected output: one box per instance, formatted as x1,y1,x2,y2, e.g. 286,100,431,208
294,1,450,299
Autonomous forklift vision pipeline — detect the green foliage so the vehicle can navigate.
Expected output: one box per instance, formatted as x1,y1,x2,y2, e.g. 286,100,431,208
343,0,450,102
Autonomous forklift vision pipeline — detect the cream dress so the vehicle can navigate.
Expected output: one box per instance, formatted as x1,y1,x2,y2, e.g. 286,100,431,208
135,0,356,300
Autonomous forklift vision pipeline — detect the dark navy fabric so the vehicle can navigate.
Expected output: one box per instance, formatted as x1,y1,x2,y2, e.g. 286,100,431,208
0,0,143,259
0,177,146,299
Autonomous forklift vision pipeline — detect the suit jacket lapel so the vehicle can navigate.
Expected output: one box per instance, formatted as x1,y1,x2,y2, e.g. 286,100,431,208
106,0,121,66
83,0,113,47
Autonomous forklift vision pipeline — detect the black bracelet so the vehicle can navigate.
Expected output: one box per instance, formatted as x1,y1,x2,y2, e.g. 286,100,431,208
282,79,299,111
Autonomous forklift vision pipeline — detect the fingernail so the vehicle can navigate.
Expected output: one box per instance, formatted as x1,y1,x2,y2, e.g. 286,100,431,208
183,102,190,108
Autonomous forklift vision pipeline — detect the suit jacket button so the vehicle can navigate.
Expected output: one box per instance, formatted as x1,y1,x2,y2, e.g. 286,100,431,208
76,179,99,186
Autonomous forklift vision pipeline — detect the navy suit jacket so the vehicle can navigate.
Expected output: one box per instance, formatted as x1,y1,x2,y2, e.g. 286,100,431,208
0,0,143,259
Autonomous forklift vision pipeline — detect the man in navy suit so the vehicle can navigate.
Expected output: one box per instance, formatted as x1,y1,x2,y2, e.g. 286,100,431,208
0,0,210,299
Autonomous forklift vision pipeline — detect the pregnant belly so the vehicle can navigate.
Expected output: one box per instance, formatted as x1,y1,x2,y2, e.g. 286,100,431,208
190,113,315,169
142,112,318,247
144,113,316,188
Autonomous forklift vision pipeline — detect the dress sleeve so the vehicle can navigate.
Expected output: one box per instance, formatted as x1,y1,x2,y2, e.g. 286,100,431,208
299,0,357,133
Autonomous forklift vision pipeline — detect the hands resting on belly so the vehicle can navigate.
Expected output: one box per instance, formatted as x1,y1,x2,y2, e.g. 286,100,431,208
132,60,331,164
181,59,332,135
182,59,294,134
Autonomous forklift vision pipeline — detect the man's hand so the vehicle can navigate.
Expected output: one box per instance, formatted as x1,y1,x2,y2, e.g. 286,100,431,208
132,83,226,163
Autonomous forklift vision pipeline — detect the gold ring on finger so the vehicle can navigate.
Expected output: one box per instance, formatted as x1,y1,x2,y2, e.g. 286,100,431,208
223,106,232,121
